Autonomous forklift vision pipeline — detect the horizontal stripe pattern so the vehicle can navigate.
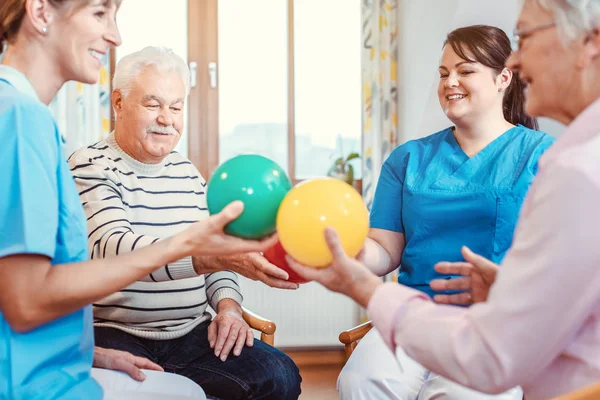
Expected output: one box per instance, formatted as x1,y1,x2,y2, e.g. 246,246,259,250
69,133,242,340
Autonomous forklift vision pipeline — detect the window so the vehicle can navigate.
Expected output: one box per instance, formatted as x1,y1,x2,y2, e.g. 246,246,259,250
189,0,362,183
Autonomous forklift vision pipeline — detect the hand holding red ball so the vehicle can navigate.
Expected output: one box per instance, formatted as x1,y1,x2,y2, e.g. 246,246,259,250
263,242,310,284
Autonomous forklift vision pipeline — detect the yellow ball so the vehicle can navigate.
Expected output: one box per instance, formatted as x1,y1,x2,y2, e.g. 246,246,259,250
276,178,369,268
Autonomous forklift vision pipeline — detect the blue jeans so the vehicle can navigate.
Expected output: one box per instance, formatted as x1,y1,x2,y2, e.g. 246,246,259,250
95,321,302,399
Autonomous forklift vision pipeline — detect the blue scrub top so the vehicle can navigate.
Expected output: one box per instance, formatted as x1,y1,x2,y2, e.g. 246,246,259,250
0,66,101,399
370,125,555,297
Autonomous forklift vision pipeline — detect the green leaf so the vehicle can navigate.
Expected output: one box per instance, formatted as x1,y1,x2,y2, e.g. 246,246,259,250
345,152,360,162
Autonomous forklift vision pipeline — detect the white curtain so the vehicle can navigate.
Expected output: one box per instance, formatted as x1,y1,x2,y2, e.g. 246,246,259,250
49,53,112,157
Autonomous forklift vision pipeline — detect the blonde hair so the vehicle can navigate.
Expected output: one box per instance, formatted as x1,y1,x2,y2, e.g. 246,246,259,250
0,0,121,49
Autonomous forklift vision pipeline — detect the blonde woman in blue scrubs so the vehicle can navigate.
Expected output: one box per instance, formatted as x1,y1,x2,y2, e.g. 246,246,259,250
336,25,555,400
0,1,282,399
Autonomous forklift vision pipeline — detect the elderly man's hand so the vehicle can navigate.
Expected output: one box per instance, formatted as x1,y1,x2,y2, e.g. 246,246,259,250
193,252,299,290
285,227,383,308
208,299,254,362
429,246,499,305
93,347,164,381
229,252,299,290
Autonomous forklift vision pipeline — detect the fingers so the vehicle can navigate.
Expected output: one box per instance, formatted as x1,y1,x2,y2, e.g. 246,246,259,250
250,254,299,290
323,227,348,261
216,201,245,227
111,355,146,381
133,355,164,372
200,201,244,236
251,253,289,280
219,324,241,361
461,246,495,270
285,255,325,282
93,348,163,381
232,326,248,357
246,260,299,290
433,261,473,276
433,292,473,305
93,349,151,381
246,329,254,347
255,272,299,290
214,322,231,360
429,277,471,291
208,320,217,348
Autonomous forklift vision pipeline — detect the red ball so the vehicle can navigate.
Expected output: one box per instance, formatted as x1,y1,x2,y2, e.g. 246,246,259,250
263,241,310,284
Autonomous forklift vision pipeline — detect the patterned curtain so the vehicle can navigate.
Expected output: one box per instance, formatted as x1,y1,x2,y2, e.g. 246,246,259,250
361,0,399,210
359,0,399,321
49,53,112,156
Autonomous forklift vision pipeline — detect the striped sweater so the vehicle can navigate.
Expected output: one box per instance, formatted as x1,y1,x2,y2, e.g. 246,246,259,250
68,133,242,340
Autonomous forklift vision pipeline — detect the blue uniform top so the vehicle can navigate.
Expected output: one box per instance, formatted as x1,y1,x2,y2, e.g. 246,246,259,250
0,66,101,399
370,125,555,297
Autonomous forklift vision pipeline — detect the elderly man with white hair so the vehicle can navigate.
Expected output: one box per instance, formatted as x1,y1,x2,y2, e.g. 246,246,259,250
68,46,301,400
284,1,600,399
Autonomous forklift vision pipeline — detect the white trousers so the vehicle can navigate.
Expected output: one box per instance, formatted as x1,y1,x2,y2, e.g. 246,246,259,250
338,329,523,400
92,368,206,400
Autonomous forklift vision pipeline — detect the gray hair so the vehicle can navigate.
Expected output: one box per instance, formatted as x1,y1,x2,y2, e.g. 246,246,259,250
112,46,190,98
535,0,600,41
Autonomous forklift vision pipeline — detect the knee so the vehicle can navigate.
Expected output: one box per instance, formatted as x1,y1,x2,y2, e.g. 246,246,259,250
258,351,302,400
337,364,373,399
169,373,206,398
338,360,418,400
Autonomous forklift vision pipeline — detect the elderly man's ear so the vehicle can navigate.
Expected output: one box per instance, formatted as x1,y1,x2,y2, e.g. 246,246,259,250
112,90,123,115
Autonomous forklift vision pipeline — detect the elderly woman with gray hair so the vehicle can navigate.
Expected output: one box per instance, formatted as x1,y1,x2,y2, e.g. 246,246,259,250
286,1,600,399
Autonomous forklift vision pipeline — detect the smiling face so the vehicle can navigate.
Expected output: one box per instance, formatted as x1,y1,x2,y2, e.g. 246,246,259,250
49,0,121,84
437,44,508,125
506,0,581,122
113,66,186,164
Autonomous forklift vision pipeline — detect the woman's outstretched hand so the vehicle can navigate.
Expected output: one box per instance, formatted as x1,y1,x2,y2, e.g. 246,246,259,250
179,201,278,257
285,227,382,308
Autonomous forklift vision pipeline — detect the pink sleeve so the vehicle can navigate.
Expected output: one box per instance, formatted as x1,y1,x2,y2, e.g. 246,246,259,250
366,164,600,394
368,282,429,348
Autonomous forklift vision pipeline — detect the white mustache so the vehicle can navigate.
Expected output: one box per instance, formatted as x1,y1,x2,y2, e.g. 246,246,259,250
147,122,178,136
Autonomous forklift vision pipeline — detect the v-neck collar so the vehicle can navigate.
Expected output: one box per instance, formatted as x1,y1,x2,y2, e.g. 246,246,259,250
448,125,520,160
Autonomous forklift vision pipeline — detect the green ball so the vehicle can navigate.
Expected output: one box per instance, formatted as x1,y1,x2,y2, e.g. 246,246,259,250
206,154,292,239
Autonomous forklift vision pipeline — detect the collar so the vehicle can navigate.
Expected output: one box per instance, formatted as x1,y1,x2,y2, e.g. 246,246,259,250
0,65,40,101
541,97,600,166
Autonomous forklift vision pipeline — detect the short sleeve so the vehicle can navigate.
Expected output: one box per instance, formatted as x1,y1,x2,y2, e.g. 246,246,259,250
0,102,59,258
369,146,409,233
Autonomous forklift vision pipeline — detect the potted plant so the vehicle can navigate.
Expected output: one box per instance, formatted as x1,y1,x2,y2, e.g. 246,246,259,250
327,152,360,186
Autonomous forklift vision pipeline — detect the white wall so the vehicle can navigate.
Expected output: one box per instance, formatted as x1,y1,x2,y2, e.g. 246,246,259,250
397,0,565,142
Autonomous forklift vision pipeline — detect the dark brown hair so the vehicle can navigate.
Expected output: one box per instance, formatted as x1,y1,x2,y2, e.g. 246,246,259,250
1,0,121,49
444,25,538,130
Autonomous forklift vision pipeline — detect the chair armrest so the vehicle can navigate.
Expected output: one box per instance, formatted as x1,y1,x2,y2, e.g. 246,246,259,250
339,320,373,359
552,383,600,400
339,321,373,345
242,307,276,346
